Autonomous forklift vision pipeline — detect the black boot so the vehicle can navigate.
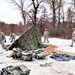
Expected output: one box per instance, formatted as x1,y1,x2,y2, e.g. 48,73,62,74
70,44,73,47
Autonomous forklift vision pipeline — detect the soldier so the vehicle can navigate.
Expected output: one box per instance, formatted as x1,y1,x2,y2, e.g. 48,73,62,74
0,29,6,49
43,28,49,43
71,28,75,47
9,33,16,42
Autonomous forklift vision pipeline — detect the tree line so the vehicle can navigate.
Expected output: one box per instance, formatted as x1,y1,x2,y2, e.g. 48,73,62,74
3,0,75,38
0,21,24,35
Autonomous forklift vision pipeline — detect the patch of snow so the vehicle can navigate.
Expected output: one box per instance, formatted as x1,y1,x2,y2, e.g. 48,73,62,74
42,37,75,54
0,36,75,75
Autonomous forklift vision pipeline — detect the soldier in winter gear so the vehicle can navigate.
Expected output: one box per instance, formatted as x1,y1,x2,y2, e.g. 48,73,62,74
9,33,16,42
43,28,49,43
71,28,75,47
0,29,6,49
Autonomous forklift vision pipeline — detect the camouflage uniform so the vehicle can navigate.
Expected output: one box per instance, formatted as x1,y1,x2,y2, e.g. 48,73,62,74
43,29,49,43
9,33,16,42
0,31,6,49
71,30,75,46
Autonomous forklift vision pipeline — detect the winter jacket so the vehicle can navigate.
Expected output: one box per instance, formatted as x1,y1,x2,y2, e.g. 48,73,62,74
72,31,75,41
43,31,49,37
0,32,6,42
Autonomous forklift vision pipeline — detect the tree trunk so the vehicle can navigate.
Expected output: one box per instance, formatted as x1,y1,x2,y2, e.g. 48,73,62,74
58,6,61,28
52,1,56,28
33,8,37,27
62,7,64,23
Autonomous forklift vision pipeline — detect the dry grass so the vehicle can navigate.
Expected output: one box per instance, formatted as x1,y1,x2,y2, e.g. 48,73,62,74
44,44,57,54
44,44,75,56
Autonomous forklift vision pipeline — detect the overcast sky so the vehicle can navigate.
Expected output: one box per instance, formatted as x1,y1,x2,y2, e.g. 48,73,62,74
0,0,71,24
0,0,22,24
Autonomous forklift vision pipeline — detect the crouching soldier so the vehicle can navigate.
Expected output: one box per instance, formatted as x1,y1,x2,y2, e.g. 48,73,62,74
43,28,49,43
0,29,6,49
9,33,16,42
12,48,22,59
71,28,75,47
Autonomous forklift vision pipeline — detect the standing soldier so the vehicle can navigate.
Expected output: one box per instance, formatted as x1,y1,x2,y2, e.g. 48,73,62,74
71,28,75,47
43,28,49,43
0,29,6,49
9,33,16,42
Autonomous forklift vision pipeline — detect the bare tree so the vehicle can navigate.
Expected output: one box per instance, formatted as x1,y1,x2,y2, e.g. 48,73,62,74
42,7,48,22
44,0,66,28
9,0,26,29
67,7,74,24
51,0,57,27
38,7,47,35
45,0,59,28
67,7,74,34
31,0,43,27
10,0,44,27
70,0,75,9
69,0,75,22
61,0,66,24
57,0,62,28
56,0,66,28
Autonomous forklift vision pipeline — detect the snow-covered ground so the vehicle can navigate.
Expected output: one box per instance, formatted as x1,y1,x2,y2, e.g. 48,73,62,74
42,37,75,54
0,36,75,75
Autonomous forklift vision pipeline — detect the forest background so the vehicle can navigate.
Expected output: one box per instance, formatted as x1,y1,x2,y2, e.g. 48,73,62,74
0,0,75,39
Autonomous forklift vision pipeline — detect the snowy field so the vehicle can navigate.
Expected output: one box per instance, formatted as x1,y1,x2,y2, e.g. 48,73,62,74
0,36,75,75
